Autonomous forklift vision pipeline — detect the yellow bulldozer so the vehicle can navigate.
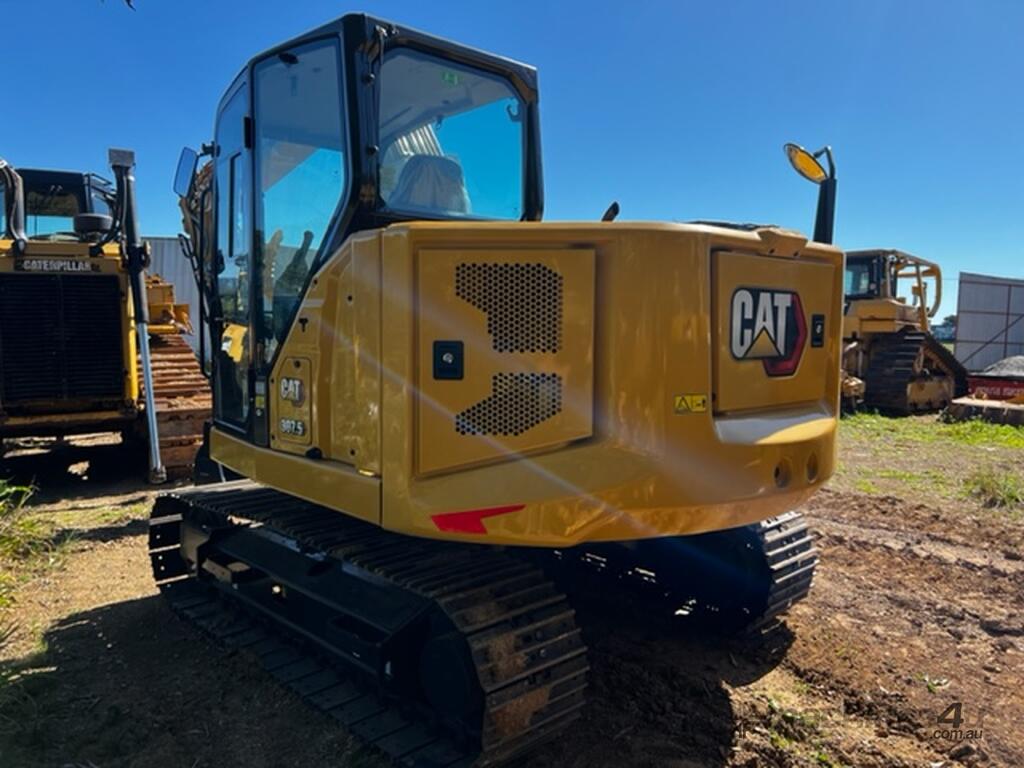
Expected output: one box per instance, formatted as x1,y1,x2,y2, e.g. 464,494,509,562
0,152,210,480
149,13,844,765
842,249,968,413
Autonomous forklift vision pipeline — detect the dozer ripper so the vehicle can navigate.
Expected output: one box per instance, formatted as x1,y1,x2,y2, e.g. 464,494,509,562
150,14,844,765
842,249,967,413
0,153,209,480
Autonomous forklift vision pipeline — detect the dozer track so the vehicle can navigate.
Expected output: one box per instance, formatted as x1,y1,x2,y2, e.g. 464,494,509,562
149,481,589,767
143,334,211,477
863,329,968,414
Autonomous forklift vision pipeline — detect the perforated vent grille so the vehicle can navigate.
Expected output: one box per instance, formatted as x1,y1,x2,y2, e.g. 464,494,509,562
456,373,562,436
455,263,562,353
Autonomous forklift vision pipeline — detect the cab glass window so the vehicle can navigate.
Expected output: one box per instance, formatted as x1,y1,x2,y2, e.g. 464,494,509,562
25,184,82,236
215,86,250,325
254,38,346,362
213,81,252,427
378,48,524,220
0,186,6,235
844,260,874,297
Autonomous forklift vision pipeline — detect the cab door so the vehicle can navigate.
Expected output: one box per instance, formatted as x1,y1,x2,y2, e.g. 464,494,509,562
211,78,254,432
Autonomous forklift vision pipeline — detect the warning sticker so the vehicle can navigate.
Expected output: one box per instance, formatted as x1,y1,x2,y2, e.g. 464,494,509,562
673,394,708,414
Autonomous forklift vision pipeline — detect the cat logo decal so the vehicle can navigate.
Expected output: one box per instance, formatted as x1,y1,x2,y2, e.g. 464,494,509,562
730,288,807,376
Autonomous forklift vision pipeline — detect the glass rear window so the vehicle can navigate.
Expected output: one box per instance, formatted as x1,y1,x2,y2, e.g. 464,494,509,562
378,48,524,220
25,183,82,237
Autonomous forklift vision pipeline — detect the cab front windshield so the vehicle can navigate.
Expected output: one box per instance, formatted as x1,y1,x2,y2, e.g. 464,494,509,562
377,48,525,220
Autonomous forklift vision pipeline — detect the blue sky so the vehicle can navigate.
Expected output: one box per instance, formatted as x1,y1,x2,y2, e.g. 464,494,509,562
3,0,1022,316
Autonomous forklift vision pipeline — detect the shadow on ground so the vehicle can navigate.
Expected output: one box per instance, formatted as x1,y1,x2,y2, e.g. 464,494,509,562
0,584,794,768
0,436,183,506
0,595,363,768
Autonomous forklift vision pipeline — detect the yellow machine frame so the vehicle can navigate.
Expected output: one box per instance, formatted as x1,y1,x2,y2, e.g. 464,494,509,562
211,221,843,547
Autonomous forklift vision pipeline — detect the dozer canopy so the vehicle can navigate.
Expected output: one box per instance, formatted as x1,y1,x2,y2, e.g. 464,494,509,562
845,248,943,321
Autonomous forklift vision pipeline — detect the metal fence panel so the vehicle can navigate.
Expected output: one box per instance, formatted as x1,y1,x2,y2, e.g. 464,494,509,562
955,272,1024,372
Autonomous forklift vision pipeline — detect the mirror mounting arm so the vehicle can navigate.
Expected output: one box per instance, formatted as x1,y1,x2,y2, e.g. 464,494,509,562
811,145,836,245
813,175,837,245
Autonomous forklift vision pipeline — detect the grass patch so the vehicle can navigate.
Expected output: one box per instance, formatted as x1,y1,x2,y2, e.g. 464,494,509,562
853,479,879,494
0,481,40,562
963,468,1024,509
843,412,1024,449
0,481,71,610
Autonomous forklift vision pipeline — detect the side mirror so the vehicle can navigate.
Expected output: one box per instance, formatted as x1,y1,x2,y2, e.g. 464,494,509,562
784,141,837,245
174,147,199,197
784,143,829,184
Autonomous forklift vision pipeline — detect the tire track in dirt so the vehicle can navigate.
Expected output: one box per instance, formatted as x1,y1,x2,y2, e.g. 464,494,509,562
783,490,1024,767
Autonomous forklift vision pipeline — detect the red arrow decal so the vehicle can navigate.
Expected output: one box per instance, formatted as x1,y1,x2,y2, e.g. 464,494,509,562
430,504,525,535
763,293,807,377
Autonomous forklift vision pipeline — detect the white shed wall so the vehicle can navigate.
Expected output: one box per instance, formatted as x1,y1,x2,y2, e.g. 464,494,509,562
955,272,1024,372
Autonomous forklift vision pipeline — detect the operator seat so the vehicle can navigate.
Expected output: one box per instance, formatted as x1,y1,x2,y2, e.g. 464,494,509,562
388,155,469,215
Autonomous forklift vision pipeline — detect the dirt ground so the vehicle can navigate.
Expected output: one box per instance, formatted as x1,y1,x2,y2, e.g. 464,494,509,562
0,418,1021,768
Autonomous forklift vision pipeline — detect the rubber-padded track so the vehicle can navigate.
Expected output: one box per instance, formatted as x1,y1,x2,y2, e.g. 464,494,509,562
149,481,588,767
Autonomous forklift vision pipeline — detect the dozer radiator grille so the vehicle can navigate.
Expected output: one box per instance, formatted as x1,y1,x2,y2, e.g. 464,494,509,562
0,273,125,408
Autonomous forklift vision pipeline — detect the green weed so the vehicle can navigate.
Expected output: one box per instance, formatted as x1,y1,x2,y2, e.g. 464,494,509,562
769,728,792,750
0,481,72,609
0,481,39,561
963,468,1024,509
854,479,879,494
920,673,950,694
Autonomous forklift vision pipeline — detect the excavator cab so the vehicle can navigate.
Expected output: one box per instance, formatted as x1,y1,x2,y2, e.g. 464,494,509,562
177,16,543,442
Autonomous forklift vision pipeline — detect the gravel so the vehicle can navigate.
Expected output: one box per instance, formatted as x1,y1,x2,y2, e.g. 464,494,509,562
982,355,1024,376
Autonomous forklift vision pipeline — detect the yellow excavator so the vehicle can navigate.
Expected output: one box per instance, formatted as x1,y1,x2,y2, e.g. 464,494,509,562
149,14,843,765
842,249,967,413
0,153,209,480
